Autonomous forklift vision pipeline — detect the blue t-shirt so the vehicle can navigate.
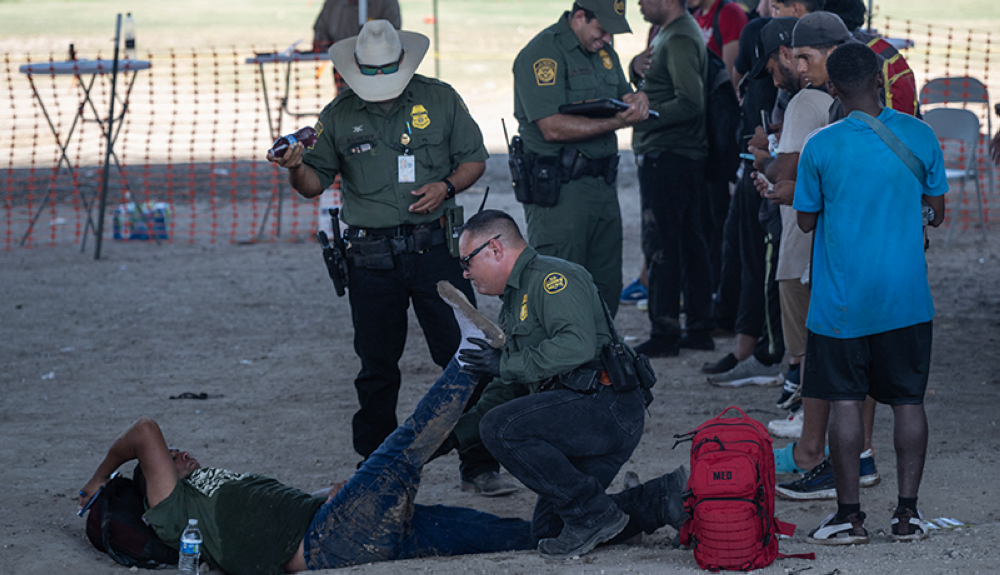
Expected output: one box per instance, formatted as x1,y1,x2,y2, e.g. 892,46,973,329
793,108,948,338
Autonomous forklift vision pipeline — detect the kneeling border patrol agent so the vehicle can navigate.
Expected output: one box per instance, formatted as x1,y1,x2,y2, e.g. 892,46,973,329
435,209,656,560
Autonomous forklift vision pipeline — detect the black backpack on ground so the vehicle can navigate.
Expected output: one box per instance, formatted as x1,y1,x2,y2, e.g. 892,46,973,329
704,0,742,183
85,474,179,568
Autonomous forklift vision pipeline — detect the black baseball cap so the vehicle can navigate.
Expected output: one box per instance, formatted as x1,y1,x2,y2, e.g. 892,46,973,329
748,17,798,80
792,11,852,47
575,0,631,35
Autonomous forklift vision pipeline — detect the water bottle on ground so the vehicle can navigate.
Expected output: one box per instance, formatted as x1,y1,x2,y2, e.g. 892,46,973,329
178,518,202,575
124,13,136,60
269,126,318,157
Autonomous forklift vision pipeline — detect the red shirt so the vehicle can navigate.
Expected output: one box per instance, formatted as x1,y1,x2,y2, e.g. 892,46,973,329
693,0,748,57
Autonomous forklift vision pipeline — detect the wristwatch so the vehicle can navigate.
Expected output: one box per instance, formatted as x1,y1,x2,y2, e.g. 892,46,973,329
442,178,456,200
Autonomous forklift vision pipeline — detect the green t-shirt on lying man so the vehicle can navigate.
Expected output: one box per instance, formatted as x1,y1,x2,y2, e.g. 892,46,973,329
143,468,324,575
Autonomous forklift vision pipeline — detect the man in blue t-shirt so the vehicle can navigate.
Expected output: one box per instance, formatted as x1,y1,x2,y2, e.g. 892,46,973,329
792,42,946,545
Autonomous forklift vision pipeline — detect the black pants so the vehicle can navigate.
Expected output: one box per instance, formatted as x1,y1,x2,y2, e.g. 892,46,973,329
346,241,498,478
702,177,732,303
639,151,714,339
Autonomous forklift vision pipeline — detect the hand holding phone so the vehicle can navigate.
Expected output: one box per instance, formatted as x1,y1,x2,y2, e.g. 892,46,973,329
78,471,118,517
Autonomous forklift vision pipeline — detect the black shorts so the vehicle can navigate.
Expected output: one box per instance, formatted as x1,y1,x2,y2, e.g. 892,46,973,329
802,322,933,405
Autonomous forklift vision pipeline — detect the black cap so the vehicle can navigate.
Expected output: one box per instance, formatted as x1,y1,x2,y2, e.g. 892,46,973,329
748,17,798,80
792,11,852,48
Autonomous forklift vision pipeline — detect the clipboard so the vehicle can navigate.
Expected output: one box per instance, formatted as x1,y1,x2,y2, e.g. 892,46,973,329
558,98,660,119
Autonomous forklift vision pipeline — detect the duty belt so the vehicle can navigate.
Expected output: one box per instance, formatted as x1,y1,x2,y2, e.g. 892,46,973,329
347,217,446,254
540,359,612,393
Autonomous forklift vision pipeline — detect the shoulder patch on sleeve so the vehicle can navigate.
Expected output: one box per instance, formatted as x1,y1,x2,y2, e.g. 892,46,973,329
534,58,558,86
543,272,567,294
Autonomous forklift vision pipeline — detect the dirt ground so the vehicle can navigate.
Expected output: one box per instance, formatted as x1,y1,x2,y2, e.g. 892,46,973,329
2,154,999,575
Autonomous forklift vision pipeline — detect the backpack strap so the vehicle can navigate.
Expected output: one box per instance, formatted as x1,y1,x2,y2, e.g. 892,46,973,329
774,519,816,561
847,110,926,185
712,0,732,56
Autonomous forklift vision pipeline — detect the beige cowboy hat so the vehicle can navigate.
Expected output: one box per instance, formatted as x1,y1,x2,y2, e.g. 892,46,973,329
329,20,429,102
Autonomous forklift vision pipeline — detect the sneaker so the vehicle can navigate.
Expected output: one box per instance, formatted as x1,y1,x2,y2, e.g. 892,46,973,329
701,352,738,375
677,331,715,351
636,298,648,311
775,364,802,409
859,449,881,487
807,511,870,545
767,407,803,439
460,471,518,497
620,278,648,304
776,457,836,500
635,336,679,358
707,356,782,387
537,508,629,559
891,506,930,541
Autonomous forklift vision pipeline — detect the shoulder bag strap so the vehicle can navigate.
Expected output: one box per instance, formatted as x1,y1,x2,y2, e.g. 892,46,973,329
847,110,925,185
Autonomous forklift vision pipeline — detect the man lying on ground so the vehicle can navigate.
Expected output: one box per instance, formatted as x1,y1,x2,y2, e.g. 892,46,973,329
78,284,687,574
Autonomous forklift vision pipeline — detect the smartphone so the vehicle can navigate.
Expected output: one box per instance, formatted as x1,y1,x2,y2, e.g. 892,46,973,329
739,153,755,161
78,471,118,517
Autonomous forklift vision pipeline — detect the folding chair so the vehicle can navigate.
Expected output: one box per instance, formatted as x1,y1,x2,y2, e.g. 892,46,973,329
920,77,994,198
922,108,988,244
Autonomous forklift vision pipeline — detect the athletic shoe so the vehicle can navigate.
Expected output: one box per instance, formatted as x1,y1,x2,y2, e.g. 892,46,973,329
776,457,836,500
635,336,680,358
807,511,870,545
677,331,715,351
775,364,802,409
707,356,782,387
891,506,930,541
537,507,629,559
859,448,881,487
460,471,518,497
767,407,803,439
636,298,648,311
620,278,648,304
701,352,738,375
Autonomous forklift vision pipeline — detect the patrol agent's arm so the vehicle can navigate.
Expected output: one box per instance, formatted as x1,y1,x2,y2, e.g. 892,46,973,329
514,48,648,144
268,142,326,199
535,95,648,143
452,378,530,453
408,160,485,214
501,275,600,383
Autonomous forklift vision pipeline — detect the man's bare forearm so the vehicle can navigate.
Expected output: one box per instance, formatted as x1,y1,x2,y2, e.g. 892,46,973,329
537,113,626,143
288,164,325,199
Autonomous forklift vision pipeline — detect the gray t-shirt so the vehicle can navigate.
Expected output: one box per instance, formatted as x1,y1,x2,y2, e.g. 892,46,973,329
775,87,832,281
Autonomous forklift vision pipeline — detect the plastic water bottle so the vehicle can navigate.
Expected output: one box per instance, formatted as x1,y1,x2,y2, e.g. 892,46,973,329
124,13,136,60
178,518,201,575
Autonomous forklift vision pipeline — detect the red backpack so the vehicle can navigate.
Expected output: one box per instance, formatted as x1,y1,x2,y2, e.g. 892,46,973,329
674,406,813,571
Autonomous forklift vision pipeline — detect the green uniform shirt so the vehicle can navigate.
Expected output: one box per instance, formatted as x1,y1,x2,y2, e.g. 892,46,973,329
453,246,613,450
303,75,488,229
513,13,633,159
143,468,324,575
630,14,708,160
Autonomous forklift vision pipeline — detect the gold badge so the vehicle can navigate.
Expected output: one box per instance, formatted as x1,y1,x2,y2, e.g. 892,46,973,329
599,49,613,70
533,58,558,86
520,294,528,321
614,0,625,15
410,104,430,130
543,272,567,294
400,133,411,146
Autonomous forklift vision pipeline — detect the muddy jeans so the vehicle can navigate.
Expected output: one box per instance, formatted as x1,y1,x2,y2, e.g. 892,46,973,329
303,359,535,569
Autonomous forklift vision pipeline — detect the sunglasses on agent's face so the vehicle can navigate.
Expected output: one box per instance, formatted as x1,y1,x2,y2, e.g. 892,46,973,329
355,49,405,76
460,234,501,271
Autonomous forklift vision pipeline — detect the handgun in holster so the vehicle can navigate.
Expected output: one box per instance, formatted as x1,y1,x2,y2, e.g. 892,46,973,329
316,207,349,297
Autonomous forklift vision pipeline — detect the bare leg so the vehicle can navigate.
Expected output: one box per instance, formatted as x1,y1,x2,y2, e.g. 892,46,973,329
828,400,864,505
891,403,928,499
734,333,756,361
862,395,877,453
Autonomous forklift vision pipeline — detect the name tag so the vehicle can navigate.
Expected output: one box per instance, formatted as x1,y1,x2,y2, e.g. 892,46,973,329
398,155,415,183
